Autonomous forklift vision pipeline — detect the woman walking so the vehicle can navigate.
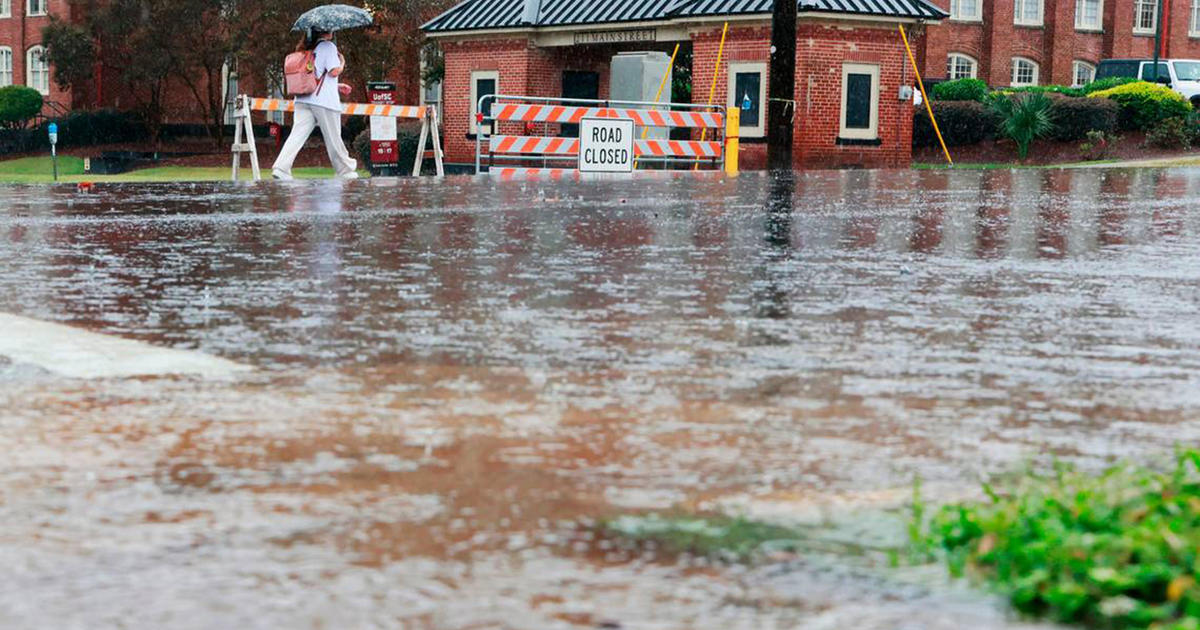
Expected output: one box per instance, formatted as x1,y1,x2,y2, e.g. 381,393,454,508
272,30,358,180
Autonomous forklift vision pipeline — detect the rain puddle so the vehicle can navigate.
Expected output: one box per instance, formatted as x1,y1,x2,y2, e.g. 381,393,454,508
3,168,1200,628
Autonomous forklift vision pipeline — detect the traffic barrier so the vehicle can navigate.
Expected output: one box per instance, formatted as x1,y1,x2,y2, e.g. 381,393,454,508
230,94,444,181
475,95,735,176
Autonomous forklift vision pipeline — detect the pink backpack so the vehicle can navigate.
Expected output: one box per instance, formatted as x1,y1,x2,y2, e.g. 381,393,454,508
284,50,322,96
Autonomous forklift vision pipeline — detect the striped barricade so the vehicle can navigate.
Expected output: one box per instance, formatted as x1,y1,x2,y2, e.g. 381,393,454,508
230,94,443,181
476,95,734,176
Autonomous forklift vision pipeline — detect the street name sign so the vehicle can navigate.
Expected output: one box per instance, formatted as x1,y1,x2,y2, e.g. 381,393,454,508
578,118,634,173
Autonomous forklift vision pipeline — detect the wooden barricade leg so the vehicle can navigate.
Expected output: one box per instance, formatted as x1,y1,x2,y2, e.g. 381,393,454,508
430,107,445,177
245,99,261,181
412,113,429,177
231,96,245,182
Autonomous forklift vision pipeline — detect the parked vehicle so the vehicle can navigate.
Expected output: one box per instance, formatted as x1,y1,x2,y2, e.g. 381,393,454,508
1096,58,1200,106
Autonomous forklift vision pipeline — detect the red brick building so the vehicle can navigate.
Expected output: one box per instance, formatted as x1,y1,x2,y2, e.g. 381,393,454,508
423,0,948,170
920,0,1200,88
0,0,73,112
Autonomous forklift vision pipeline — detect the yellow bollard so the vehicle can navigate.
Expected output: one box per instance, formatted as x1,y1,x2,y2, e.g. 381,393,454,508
724,108,739,176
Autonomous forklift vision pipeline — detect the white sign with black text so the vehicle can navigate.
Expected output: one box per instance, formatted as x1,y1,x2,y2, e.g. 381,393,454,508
578,118,634,173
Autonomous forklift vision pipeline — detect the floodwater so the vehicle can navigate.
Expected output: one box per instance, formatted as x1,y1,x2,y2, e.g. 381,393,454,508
2,168,1200,628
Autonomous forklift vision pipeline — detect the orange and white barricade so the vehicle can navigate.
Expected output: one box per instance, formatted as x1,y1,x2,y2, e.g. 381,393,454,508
475,95,737,178
230,95,444,181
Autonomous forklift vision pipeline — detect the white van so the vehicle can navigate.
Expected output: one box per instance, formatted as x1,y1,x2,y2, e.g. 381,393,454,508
1095,58,1200,107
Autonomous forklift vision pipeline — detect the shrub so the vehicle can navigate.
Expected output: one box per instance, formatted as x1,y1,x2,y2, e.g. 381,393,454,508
990,92,1057,160
352,121,425,174
0,86,44,129
1144,116,1198,149
921,450,1200,629
42,109,147,147
1048,97,1119,141
1081,76,1141,95
931,78,989,102
1079,129,1119,160
1089,81,1192,130
1004,84,1086,98
913,100,998,147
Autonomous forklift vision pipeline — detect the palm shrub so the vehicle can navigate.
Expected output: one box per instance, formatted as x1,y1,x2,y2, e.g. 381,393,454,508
989,92,1057,160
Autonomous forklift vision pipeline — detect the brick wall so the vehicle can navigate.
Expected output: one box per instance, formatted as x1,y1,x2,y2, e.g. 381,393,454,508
923,0,1200,86
0,0,75,112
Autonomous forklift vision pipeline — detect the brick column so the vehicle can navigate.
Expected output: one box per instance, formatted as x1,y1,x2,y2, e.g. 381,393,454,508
981,0,1014,85
1044,0,1077,84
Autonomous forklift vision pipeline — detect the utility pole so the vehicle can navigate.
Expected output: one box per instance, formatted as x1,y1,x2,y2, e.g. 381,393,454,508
767,0,797,171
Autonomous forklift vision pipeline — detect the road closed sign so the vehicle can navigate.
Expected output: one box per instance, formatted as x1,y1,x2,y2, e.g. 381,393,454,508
579,118,635,173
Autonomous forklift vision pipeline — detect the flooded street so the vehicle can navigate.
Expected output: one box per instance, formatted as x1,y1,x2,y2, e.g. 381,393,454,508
3,168,1200,628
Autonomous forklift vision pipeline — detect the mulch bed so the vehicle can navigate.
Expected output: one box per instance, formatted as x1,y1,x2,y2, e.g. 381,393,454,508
913,131,1197,165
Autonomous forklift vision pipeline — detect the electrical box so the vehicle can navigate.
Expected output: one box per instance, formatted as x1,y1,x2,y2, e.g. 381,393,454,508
610,52,671,140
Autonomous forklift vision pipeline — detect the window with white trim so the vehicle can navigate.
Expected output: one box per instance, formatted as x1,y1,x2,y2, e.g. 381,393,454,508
469,70,498,135
0,0,11,18
26,45,48,94
1134,0,1157,33
839,63,880,141
946,53,979,79
727,62,766,138
0,48,10,87
1011,57,1039,86
1073,60,1096,86
1076,0,1102,29
26,0,44,16
950,0,981,20
1192,0,1200,35
1014,0,1043,25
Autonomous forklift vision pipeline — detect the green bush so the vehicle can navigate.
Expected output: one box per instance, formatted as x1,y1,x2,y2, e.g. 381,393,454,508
913,100,999,147
1049,96,1119,141
1079,129,1119,160
1004,84,1086,98
990,92,1057,159
44,109,147,147
931,78,989,102
352,121,425,174
1144,116,1198,149
922,450,1200,629
0,86,44,129
1082,76,1141,95
1089,81,1192,130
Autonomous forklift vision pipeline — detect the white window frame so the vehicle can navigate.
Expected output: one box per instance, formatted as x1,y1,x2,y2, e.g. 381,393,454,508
1075,0,1103,29
0,47,10,87
946,53,979,79
0,0,11,19
1191,0,1200,36
25,0,44,16
1134,0,1157,34
469,70,498,135
839,62,880,141
1072,60,1096,86
727,61,766,138
1014,0,1044,26
950,0,982,20
1011,56,1040,86
26,45,48,94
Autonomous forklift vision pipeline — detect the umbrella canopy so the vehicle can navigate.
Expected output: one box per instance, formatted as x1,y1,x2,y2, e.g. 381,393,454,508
291,4,373,33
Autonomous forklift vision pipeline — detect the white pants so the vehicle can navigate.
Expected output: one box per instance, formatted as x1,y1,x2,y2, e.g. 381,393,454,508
272,103,357,178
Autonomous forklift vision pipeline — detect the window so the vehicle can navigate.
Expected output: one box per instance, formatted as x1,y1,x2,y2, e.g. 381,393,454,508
1076,0,1102,29
1014,0,1043,25
469,70,498,135
0,48,10,87
0,0,11,18
950,0,981,20
1134,0,1157,33
1140,61,1170,81
727,62,766,137
1072,60,1096,86
839,63,879,141
1011,57,1039,86
26,0,44,16
946,53,978,79
1192,0,1200,35
26,45,47,94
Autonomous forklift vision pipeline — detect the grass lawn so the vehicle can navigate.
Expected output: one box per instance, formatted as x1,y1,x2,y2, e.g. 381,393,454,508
0,156,365,183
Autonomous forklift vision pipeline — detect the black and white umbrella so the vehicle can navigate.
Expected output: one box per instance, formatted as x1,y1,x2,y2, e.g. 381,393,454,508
291,4,373,33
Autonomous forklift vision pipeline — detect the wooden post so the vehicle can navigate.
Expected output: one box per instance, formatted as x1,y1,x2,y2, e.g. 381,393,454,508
767,0,797,171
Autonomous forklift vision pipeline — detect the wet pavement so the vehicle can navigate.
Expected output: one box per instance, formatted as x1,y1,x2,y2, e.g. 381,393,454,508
3,168,1200,628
